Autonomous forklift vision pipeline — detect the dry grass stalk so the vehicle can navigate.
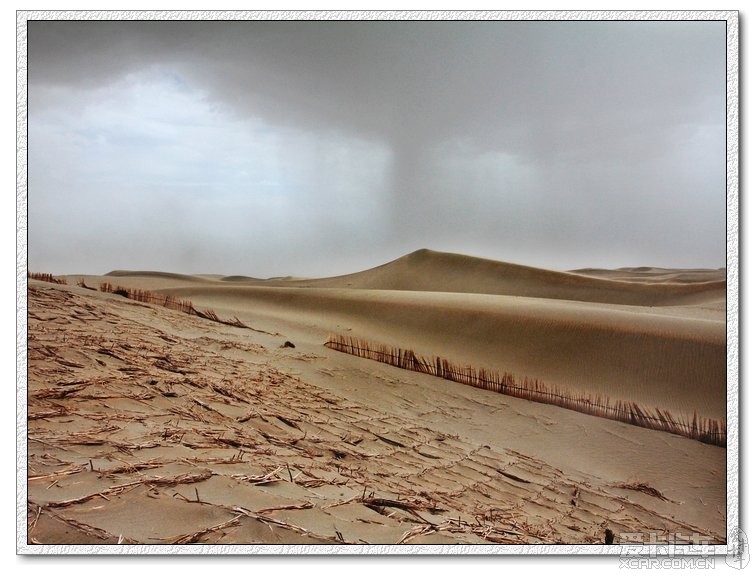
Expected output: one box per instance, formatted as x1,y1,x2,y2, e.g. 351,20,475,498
230,506,345,543
398,517,527,544
231,467,284,485
28,503,43,536
296,476,348,488
43,469,213,509
614,482,669,501
37,507,115,541
56,358,85,369
43,482,144,508
210,382,250,404
156,496,344,543
256,501,314,514
110,440,162,450
193,308,250,329
325,334,726,447
397,524,437,544
146,469,214,486
190,396,223,415
28,407,70,420
95,460,166,475
28,463,88,482
171,515,242,544
361,496,446,513
30,385,88,400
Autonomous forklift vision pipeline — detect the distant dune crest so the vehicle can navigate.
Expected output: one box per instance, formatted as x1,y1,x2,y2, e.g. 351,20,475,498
103,248,724,307
272,248,725,307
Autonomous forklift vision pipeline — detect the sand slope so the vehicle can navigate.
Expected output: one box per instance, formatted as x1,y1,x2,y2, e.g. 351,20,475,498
142,285,722,420
26,281,726,545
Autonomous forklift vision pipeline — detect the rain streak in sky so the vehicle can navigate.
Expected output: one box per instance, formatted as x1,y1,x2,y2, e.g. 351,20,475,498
28,19,727,277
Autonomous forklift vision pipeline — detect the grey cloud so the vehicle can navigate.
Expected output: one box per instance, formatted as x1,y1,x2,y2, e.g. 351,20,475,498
27,19,726,275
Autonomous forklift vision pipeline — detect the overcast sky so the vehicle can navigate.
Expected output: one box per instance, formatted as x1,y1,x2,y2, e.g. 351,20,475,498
27,19,727,277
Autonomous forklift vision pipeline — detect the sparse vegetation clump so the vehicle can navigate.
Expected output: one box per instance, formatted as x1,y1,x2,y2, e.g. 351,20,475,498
76,279,97,291
325,334,726,447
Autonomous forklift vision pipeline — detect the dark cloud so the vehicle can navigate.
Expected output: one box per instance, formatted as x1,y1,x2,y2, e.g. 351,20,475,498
28,19,726,276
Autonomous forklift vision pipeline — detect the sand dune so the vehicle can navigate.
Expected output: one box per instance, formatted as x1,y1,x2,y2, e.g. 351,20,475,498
106,270,214,282
266,249,725,306
153,284,724,421
28,249,727,546
73,249,726,421
99,248,726,306
573,266,726,285
219,275,262,282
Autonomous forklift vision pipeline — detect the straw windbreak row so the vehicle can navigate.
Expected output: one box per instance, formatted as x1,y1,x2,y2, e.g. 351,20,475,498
98,282,249,329
325,334,726,447
99,282,194,313
28,272,67,285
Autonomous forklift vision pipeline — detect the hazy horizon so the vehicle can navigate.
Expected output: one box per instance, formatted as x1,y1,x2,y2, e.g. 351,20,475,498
27,18,727,278
41,246,728,280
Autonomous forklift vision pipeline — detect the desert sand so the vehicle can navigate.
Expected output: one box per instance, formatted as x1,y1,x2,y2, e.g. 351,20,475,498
26,249,727,546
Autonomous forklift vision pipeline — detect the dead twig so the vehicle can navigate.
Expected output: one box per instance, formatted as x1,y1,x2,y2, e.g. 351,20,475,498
31,506,116,541
614,482,669,501
256,501,314,514
171,515,242,544
42,470,212,508
361,497,446,514
28,463,88,482
232,467,284,485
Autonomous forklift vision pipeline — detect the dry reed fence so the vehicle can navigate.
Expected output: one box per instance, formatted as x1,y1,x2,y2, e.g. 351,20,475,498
28,272,67,285
98,282,250,329
325,334,726,447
